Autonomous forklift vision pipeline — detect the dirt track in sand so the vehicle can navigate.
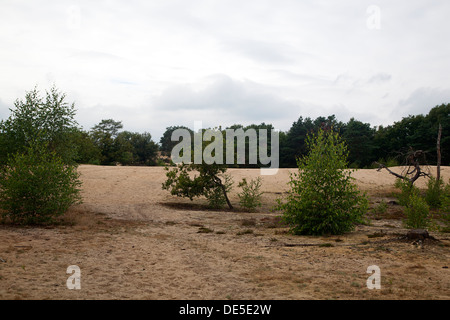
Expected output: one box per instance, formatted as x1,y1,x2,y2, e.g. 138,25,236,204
0,165,449,300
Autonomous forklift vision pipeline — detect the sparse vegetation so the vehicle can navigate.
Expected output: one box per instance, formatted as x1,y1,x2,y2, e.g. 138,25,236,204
404,193,430,229
237,177,263,211
373,199,388,214
425,176,444,209
395,178,420,207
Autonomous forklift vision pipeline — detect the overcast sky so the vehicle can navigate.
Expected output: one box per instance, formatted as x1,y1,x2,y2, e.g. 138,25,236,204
1,0,449,141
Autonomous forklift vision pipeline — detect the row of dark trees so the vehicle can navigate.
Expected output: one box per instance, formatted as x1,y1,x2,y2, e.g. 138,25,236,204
0,86,448,169
278,105,449,168
159,104,449,169
76,119,158,166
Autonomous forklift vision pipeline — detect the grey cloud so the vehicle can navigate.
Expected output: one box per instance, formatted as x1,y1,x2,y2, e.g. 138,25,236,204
154,74,302,121
367,73,392,84
334,72,392,88
269,69,333,86
397,87,450,117
222,39,297,64
68,50,126,62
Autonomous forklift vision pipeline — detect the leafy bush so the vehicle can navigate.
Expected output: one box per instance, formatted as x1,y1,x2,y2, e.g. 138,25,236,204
162,162,234,209
275,129,369,235
0,140,82,224
404,193,430,229
394,178,420,207
238,177,263,211
373,199,388,214
0,86,79,165
441,181,450,213
205,174,233,209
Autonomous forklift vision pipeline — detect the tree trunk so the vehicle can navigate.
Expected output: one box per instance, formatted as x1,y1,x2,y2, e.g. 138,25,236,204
437,123,442,181
221,183,233,210
213,175,233,210
406,229,430,240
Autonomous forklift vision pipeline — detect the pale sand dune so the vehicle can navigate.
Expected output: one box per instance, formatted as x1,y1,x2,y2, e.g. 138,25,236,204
0,165,448,300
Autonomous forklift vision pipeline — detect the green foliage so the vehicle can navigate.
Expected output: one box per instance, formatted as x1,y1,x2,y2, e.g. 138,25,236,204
0,139,82,225
116,131,158,166
441,181,450,213
162,162,233,209
279,115,342,168
394,178,420,207
404,193,430,229
0,86,79,165
71,128,102,164
205,174,233,209
159,125,193,156
90,119,158,166
425,176,444,209
237,177,263,211
278,104,449,168
341,118,376,168
373,199,388,214
374,104,449,166
276,129,369,235
90,119,123,165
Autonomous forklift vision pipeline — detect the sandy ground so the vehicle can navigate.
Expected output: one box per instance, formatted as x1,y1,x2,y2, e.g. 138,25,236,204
0,165,449,300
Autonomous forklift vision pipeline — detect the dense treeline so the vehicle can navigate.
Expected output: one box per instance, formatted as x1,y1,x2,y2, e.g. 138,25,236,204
159,104,449,168
0,86,448,169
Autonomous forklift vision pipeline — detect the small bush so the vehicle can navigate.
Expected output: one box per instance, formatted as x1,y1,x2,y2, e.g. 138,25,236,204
425,176,444,209
204,173,233,209
238,177,263,211
404,193,430,229
0,140,82,225
441,181,450,213
394,178,420,207
373,199,388,214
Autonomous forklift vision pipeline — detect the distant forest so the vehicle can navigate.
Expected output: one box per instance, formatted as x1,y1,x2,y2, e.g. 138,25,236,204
74,103,449,169
1,89,448,169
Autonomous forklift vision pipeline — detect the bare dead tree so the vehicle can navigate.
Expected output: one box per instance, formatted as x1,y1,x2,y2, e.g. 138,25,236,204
375,148,430,184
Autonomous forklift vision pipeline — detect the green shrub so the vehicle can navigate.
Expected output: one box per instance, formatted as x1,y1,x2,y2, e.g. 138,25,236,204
238,177,263,211
0,140,82,225
404,193,430,229
425,176,444,208
205,174,233,209
441,181,450,213
373,199,388,214
162,162,234,209
275,129,369,235
394,178,420,207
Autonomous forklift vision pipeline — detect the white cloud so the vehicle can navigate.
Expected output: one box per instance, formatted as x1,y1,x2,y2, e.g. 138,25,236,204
0,0,450,141
397,87,450,117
